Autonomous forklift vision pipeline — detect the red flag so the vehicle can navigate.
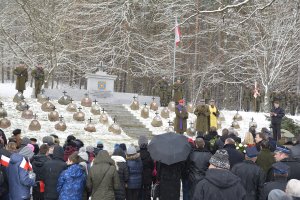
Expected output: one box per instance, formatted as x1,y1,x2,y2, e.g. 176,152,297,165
175,17,181,47
0,155,10,167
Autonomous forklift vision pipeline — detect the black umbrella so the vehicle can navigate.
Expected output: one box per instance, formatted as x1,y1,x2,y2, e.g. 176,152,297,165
148,132,192,165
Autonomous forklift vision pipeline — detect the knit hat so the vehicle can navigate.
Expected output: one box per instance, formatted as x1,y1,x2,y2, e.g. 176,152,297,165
114,143,120,150
27,144,35,152
97,140,103,148
127,145,137,155
19,146,34,159
21,137,31,146
268,189,292,200
138,136,148,147
286,179,300,197
86,146,94,153
42,136,55,146
246,146,259,158
78,147,88,161
209,149,230,170
113,147,126,159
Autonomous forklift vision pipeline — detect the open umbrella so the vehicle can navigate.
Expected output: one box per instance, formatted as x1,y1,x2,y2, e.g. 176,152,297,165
148,132,191,165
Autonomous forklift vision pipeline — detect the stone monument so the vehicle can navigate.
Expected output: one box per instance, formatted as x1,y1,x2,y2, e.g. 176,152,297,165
13,92,24,103
21,105,34,119
29,114,41,131
150,97,158,111
81,93,92,107
168,101,175,112
66,99,77,112
186,122,196,137
0,118,11,129
141,103,149,119
58,91,72,105
84,117,96,132
151,112,163,127
55,116,67,131
48,106,59,122
108,117,121,135
73,107,85,121
41,98,55,112
160,107,170,119
0,102,8,118
16,98,29,111
233,111,243,121
99,108,109,125
130,96,140,110
90,100,101,115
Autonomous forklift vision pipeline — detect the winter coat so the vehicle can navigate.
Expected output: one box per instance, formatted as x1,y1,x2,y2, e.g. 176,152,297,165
14,66,28,91
278,158,300,180
126,153,143,189
256,148,275,175
270,107,285,124
172,82,184,103
223,144,244,168
87,151,120,200
32,154,50,199
214,135,229,151
231,160,266,200
188,149,212,195
174,105,188,133
139,147,154,185
0,148,11,197
194,105,210,133
192,168,246,200
291,144,300,161
260,177,287,200
7,153,35,200
63,145,77,161
111,155,129,200
229,134,242,144
203,131,219,153
208,105,219,128
57,164,86,200
41,146,67,200
158,161,184,200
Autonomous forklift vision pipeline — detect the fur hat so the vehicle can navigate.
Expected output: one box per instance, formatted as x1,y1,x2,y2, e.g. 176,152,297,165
286,179,300,197
209,149,230,170
127,145,137,155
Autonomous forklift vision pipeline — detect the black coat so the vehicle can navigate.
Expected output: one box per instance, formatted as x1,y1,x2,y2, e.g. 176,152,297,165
229,134,242,144
223,144,244,168
279,158,300,180
291,144,300,161
192,168,246,200
260,177,287,200
41,146,67,200
231,160,266,200
32,154,50,199
0,148,11,197
158,161,184,200
188,149,212,196
270,107,285,124
139,147,154,185
111,155,129,200
214,135,229,151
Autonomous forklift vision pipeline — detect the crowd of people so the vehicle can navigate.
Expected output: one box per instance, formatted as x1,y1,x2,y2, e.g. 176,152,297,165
1,125,300,200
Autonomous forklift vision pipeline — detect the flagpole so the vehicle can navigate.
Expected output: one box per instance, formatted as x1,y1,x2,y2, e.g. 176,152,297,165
172,17,177,85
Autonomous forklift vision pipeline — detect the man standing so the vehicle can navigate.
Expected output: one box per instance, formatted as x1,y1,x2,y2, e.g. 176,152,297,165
231,146,265,200
288,92,297,116
194,99,210,135
243,86,252,112
155,76,169,107
172,79,184,104
174,99,188,134
14,61,28,94
270,101,285,141
208,99,219,129
31,63,45,98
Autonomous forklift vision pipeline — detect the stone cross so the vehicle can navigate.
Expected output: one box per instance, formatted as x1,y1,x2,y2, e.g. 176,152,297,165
52,106,56,111
25,105,30,110
78,107,82,112
168,120,173,126
70,98,74,104
0,102,3,107
88,117,93,123
102,108,105,113
63,91,67,96
133,96,137,101
113,116,117,123
144,102,147,107
59,115,64,122
152,97,155,101
93,99,98,105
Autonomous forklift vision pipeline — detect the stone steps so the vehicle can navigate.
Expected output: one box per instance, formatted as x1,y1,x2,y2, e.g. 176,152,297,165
99,103,152,139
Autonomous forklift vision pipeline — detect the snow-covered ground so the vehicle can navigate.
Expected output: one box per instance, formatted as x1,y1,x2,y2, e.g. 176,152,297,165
1,83,300,153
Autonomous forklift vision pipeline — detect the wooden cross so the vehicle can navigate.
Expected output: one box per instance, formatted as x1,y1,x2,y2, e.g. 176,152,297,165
70,98,74,103
63,91,67,96
152,97,155,101
34,114,37,120
25,105,30,110
93,99,98,105
52,106,56,111
133,96,137,100
88,117,93,123
78,107,82,112
168,120,173,126
113,116,117,123
59,115,64,122
0,102,3,107
101,108,105,113
155,112,159,116
144,102,147,107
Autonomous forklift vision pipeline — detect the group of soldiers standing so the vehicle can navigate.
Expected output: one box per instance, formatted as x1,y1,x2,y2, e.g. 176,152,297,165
14,62,45,98
242,86,300,115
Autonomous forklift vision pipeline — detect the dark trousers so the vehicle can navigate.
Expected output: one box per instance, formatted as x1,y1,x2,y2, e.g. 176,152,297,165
272,122,281,141
182,178,191,200
139,184,151,200
126,189,140,200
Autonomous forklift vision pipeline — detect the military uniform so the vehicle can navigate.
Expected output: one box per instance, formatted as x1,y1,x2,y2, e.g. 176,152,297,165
172,82,184,104
194,104,210,134
156,79,169,107
14,65,28,93
242,87,252,112
31,67,45,98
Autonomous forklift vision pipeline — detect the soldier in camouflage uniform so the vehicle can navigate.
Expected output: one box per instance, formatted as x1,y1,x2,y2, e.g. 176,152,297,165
242,86,252,112
14,62,28,94
155,76,170,107
172,79,184,104
31,63,45,98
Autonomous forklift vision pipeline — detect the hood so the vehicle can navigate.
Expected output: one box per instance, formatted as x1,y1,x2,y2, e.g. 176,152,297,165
9,153,24,164
32,154,49,167
111,155,126,163
94,150,114,165
127,153,140,160
205,168,240,189
67,164,85,178
53,145,64,160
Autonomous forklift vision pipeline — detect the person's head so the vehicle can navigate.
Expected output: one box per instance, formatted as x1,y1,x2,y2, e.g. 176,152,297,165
199,99,205,105
30,138,37,144
39,144,49,155
12,129,21,138
67,151,80,165
209,149,230,170
126,145,137,156
272,162,289,178
178,99,185,106
119,143,127,153
50,134,60,145
244,132,255,145
42,136,55,146
37,63,43,68
138,135,148,148
19,146,34,159
286,179,300,198
274,101,280,108
19,61,25,67
96,140,104,149
222,128,229,137
6,142,17,152
210,99,215,106
274,146,291,162
225,138,235,145
78,147,88,162
0,129,7,147
195,138,205,149
113,147,126,159
210,126,217,133
245,146,259,162
255,132,266,143
268,189,292,200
